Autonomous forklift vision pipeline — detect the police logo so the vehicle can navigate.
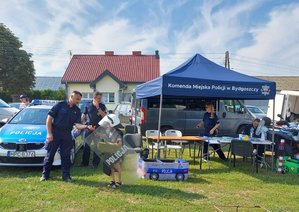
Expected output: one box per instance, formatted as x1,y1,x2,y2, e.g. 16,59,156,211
18,138,27,143
261,85,270,96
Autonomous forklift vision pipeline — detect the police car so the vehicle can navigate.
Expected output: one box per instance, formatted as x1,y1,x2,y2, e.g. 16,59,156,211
0,105,83,166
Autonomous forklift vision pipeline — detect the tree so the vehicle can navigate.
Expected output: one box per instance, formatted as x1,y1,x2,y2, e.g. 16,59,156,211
53,88,66,100
0,23,35,95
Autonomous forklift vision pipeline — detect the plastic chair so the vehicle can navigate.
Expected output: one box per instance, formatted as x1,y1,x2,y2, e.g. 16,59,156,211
145,130,165,158
164,130,188,158
123,134,142,153
229,139,258,173
125,125,138,134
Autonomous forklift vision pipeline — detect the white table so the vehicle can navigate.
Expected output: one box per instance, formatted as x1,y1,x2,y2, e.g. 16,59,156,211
204,137,275,170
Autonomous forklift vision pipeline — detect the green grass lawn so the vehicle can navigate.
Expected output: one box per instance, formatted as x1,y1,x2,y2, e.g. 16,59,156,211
0,148,298,212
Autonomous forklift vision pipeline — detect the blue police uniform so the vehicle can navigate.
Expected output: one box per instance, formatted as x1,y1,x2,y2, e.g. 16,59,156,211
244,124,265,161
81,101,107,167
42,101,81,180
202,112,226,160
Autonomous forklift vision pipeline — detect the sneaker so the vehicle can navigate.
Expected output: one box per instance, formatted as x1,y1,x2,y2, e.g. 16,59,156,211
40,176,48,182
108,181,116,189
63,177,73,183
115,182,122,188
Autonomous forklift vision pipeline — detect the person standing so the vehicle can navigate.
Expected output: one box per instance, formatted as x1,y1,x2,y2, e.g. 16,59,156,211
197,102,227,161
40,91,93,182
19,95,29,109
81,91,107,168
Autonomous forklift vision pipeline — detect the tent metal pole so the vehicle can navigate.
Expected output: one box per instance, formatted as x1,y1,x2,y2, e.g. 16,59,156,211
134,93,137,126
271,96,275,171
157,94,163,159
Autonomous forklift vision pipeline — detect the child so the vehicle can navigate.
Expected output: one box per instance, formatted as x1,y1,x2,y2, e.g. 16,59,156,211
98,114,124,188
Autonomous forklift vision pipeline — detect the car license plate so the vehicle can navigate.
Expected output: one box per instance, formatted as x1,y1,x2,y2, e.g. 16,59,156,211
7,151,35,158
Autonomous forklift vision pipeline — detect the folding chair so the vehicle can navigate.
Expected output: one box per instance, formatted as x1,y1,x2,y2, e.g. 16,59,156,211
123,134,142,153
164,130,188,158
229,139,258,173
125,125,138,134
145,130,165,158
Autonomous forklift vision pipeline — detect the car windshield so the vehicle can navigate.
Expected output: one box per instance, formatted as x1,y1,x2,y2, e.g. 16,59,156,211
247,106,264,114
0,99,10,108
9,108,49,125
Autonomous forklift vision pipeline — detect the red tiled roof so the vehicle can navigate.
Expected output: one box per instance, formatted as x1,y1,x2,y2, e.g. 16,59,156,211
62,53,160,83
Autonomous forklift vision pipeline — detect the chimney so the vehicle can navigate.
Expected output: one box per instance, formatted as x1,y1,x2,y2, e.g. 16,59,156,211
132,51,142,56
105,51,114,56
155,50,159,59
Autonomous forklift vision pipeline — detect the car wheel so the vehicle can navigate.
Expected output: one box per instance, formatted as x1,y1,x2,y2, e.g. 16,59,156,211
70,145,75,165
149,172,159,180
175,173,185,181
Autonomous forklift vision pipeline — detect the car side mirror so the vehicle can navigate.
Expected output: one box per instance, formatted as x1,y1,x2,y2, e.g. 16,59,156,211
0,118,9,128
222,112,226,118
0,118,9,124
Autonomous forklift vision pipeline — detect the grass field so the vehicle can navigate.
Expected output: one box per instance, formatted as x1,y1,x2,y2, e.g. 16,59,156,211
0,148,298,212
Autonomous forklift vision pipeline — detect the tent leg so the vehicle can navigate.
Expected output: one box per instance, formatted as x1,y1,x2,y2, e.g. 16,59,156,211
157,94,163,159
271,97,275,171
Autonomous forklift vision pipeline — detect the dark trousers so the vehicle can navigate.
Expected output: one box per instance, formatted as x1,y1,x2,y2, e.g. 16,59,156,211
42,131,73,179
81,131,100,166
253,144,265,162
203,142,226,160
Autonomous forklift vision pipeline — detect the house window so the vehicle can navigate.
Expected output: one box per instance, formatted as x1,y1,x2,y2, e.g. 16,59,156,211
82,92,93,99
102,92,115,103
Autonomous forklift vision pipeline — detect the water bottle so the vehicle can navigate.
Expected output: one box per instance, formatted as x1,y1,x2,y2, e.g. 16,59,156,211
250,127,254,140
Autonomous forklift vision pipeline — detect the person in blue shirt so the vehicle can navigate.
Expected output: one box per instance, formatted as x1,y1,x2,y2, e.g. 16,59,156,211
81,91,107,168
197,102,226,161
243,118,265,163
40,91,93,183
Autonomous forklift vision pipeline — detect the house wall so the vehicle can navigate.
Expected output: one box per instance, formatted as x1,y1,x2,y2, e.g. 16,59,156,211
66,81,143,110
120,83,139,102
67,83,93,97
95,75,120,110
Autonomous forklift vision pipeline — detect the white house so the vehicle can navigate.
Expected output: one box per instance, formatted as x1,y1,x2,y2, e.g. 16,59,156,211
61,51,160,110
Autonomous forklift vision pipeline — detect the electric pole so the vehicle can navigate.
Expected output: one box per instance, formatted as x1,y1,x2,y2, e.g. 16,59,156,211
225,51,230,69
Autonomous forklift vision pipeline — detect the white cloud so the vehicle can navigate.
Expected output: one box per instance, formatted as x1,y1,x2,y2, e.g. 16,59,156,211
1,0,299,77
235,3,299,76
160,0,260,74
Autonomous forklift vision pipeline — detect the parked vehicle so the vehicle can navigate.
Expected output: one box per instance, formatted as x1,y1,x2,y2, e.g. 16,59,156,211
133,97,254,136
0,99,19,121
114,102,132,124
8,102,21,110
268,90,299,122
245,105,267,119
0,105,83,166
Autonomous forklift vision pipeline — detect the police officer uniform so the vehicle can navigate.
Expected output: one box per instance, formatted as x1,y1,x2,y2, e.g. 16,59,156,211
202,112,226,160
81,101,107,167
42,101,81,180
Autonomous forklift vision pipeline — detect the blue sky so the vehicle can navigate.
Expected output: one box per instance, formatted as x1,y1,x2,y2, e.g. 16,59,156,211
1,0,299,76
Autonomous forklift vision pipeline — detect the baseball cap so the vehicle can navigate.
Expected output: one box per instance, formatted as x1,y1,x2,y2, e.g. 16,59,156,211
20,95,27,99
